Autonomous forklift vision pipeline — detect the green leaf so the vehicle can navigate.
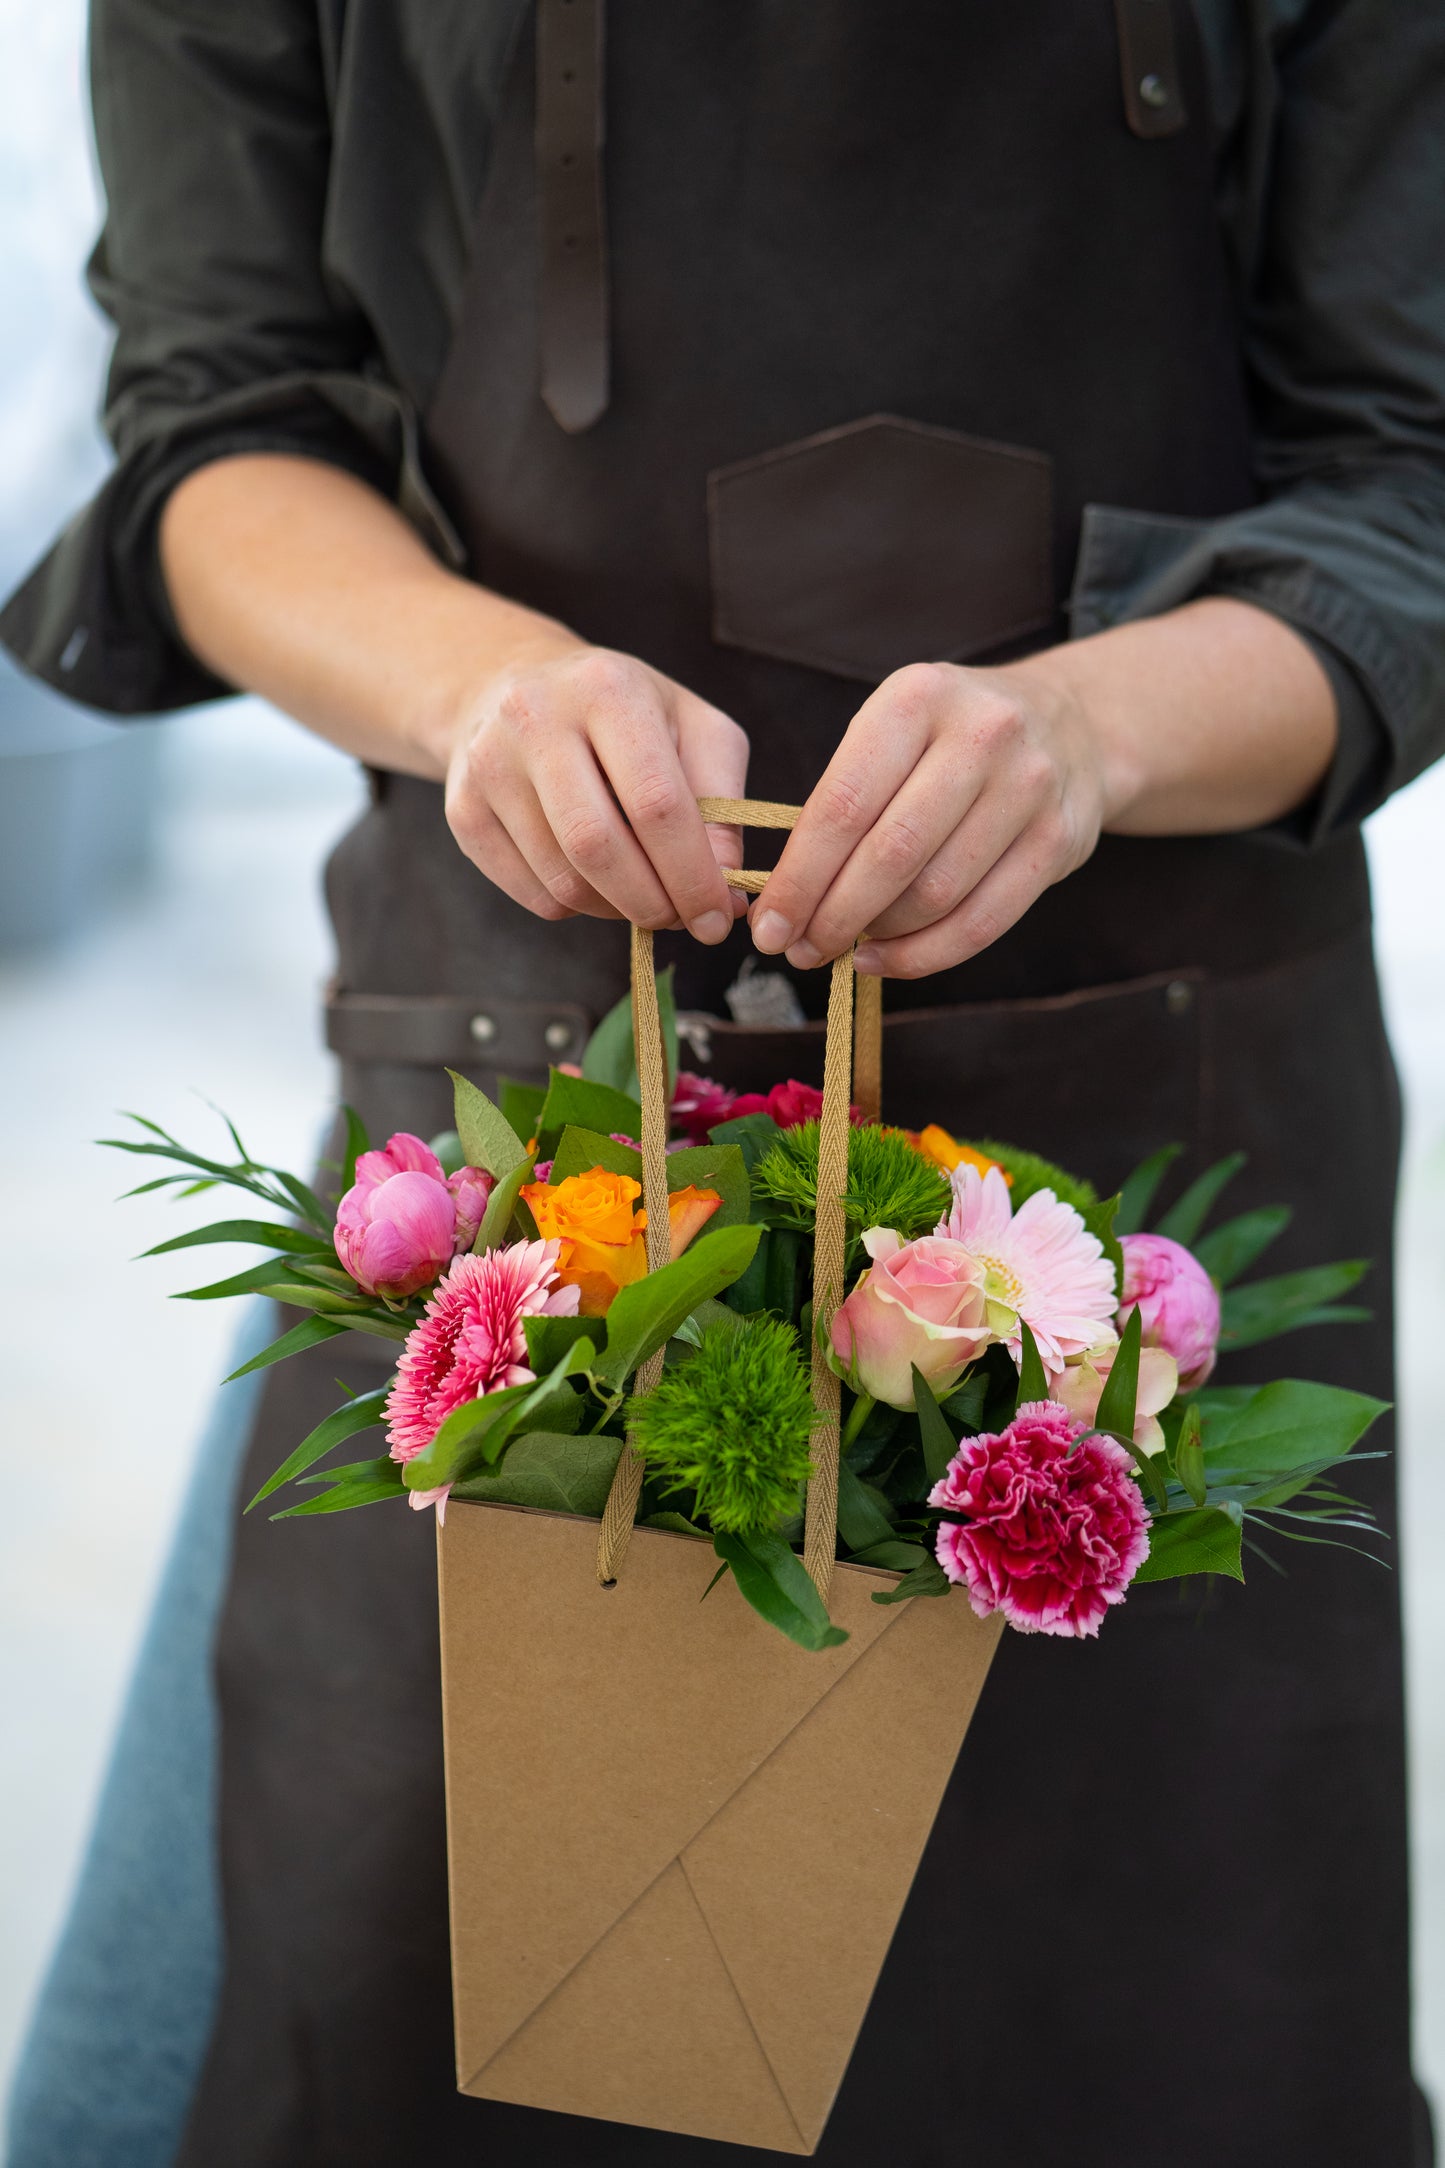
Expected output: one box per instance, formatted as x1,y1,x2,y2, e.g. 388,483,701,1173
404,1347,591,1493
849,1538,928,1571
713,1531,849,1651
1133,1505,1244,1585
174,1254,310,1301
1016,1318,1048,1409
224,1314,348,1381
595,1223,762,1386
535,1070,644,1158
272,1457,405,1518
340,1312,415,1344
447,1070,530,1178
428,1127,465,1175
1220,1260,1370,1348
247,1388,390,1510
523,1313,602,1371
499,1078,548,1144
1172,1400,1206,1508
644,1509,710,1536
1199,1378,1388,1496
581,967,678,1101
1115,1143,1183,1237
940,1372,989,1433
660,1143,751,1228
547,1125,643,1185
473,1158,536,1252
272,1170,335,1235
911,1366,959,1486
872,1555,952,1605
144,1218,332,1259
1094,1304,1142,1444
452,1430,624,1516
1154,1152,1246,1247
836,1463,896,1552
707,1112,783,1172
1192,1204,1292,1286
250,1282,378,1316
339,1105,370,1197
1081,1192,1124,1299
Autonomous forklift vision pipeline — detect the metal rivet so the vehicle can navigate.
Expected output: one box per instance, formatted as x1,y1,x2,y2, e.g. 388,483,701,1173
544,1019,574,1053
1165,979,1194,1016
1139,72,1170,109
469,1013,498,1044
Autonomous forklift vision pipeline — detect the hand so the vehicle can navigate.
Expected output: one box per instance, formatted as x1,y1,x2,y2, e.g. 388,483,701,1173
444,641,751,938
750,659,1119,979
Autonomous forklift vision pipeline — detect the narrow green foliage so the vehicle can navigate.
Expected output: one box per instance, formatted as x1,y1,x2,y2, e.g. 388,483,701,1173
752,1121,950,1244
1115,1143,1183,1236
1154,1151,1246,1246
1016,1319,1048,1409
631,1315,816,1535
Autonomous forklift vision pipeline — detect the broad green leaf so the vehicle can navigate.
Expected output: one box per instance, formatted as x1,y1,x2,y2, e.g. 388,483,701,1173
144,1218,332,1259
595,1224,761,1385
247,1387,390,1510
523,1313,602,1370
1115,1143,1183,1237
940,1371,989,1432
447,1070,529,1178
1220,1260,1370,1349
707,1112,783,1172
1016,1318,1048,1409
1094,1304,1142,1443
535,1070,644,1158
473,1158,535,1252
836,1463,896,1551
499,1078,548,1144
401,1341,593,1491
911,1367,959,1486
547,1126,643,1185
1133,1505,1244,1585
581,967,678,1100
339,1105,370,1196
1199,1378,1388,1495
848,1538,928,1571
452,1431,624,1516
660,1143,751,1229
1154,1152,1246,1247
1173,1400,1206,1508
872,1555,952,1605
1192,1204,1291,1287
225,1314,347,1381
713,1531,849,1651
272,1457,405,1518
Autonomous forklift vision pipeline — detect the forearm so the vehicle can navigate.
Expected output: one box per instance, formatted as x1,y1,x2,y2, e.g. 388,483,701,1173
158,453,583,777
1010,596,1339,836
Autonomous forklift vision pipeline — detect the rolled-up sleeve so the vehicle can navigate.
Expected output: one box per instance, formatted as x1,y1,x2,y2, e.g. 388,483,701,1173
1070,0,1445,842
0,0,458,716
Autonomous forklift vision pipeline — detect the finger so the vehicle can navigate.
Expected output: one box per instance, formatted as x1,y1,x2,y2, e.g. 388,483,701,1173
447,789,582,923
590,697,739,942
749,664,940,958
781,740,985,966
674,695,750,897
854,821,1064,980
523,738,676,925
861,773,1038,942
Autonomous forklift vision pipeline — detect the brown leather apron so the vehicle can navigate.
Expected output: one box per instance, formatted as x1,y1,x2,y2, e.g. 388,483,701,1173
178,7,1423,2162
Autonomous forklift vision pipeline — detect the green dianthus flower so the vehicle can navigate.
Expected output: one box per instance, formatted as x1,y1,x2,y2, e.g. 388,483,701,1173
752,1120,950,1245
631,1315,816,1536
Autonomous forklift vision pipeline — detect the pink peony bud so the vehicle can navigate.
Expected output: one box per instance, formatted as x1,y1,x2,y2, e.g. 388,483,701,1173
335,1167,456,1300
353,1132,447,1190
1118,1232,1221,1390
829,1228,994,1410
1050,1339,1179,1455
446,1165,495,1253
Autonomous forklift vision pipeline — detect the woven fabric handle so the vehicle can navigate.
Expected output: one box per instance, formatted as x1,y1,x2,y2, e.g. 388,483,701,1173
594,798,883,1603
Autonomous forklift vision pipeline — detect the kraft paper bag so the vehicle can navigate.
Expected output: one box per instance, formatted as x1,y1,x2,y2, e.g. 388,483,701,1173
437,1501,1002,2156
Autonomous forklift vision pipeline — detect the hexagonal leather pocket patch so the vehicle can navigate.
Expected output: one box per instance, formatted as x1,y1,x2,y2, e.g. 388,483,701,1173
708,413,1053,685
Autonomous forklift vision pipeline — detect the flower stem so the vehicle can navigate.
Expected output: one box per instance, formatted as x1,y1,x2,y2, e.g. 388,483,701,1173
841,1392,876,1454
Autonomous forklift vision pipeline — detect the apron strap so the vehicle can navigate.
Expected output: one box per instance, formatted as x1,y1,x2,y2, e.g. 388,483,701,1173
536,0,611,432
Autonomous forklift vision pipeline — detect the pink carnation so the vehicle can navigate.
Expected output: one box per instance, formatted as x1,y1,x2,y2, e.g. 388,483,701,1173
670,1072,738,1143
929,1399,1150,1639
385,1239,581,1498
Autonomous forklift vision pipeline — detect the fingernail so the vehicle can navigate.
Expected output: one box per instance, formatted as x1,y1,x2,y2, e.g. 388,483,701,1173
689,910,730,944
785,939,822,971
752,910,791,953
854,945,884,975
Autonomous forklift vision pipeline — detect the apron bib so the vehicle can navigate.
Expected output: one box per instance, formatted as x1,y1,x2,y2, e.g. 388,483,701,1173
178,8,1421,2162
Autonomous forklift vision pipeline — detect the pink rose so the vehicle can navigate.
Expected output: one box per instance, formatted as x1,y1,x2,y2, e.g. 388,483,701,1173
1050,1338,1179,1455
730,1079,863,1130
670,1072,739,1144
930,1399,1150,1639
829,1228,993,1410
446,1165,495,1254
1119,1232,1220,1390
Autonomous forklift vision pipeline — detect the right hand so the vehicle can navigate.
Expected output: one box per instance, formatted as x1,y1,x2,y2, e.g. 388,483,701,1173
444,641,751,941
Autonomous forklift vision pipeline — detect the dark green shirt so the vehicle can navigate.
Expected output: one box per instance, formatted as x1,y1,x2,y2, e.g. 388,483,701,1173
4,0,1444,844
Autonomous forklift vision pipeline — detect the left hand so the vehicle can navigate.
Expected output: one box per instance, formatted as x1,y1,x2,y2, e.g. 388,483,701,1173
750,659,1122,979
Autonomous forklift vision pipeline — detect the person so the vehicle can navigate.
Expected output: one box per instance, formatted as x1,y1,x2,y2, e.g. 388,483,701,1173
5,2,1444,2162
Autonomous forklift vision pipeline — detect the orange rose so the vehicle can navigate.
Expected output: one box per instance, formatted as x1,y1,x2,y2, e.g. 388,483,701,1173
520,1166,722,1315
911,1126,1012,1185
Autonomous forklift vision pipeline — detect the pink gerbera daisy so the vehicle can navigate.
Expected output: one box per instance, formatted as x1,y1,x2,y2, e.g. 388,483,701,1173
937,1164,1117,1379
386,1239,580,1515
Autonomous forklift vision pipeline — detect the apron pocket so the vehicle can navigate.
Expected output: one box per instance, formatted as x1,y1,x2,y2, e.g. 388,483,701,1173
707,413,1054,684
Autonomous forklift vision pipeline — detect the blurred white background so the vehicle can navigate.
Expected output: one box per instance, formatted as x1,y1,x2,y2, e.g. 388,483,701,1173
0,1,1441,2147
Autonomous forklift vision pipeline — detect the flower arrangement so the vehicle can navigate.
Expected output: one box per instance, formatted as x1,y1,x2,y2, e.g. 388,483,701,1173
106,976,1386,1651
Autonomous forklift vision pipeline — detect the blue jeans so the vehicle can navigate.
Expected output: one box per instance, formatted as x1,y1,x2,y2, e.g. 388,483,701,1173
5,1308,271,2168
